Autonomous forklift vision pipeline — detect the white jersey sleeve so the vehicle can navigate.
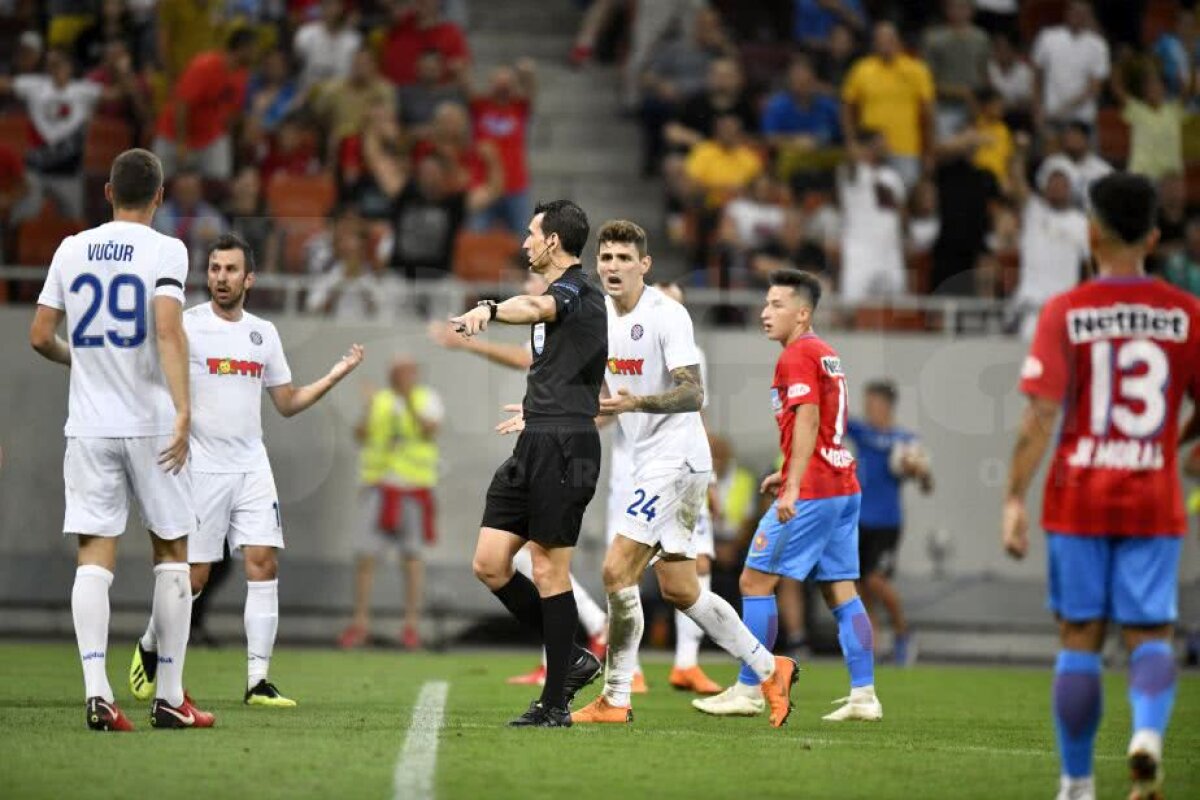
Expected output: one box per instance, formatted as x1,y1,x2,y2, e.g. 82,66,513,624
37,236,71,310
263,323,292,388
154,238,189,304
660,301,702,373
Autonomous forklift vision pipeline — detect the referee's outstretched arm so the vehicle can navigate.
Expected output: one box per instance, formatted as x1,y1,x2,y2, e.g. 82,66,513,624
450,294,557,337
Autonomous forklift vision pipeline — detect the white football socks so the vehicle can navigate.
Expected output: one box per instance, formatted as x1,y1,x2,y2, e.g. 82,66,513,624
572,572,607,639
72,565,115,702
603,586,644,708
245,579,279,690
674,573,711,669
683,590,774,682
151,562,192,707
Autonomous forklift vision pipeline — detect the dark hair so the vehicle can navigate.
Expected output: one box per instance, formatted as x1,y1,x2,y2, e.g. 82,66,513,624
109,148,163,209
227,26,258,52
533,199,590,257
1088,172,1158,245
207,232,257,273
597,219,648,257
865,379,898,405
768,268,822,309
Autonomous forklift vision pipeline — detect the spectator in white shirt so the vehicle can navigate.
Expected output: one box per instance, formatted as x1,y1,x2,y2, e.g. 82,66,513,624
837,128,907,301
1011,143,1090,337
293,0,363,93
718,174,788,282
1056,121,1113,203
987,31,1035,132
1031,0,1110,127
305,210,386,321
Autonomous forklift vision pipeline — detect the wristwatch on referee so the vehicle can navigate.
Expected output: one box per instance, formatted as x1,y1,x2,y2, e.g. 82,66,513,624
476,300,498,320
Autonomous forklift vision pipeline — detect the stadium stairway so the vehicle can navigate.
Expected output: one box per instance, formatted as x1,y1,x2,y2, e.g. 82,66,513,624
468,2,687,278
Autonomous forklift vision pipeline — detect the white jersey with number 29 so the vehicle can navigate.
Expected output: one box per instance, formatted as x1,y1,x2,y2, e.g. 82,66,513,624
37,220,188,437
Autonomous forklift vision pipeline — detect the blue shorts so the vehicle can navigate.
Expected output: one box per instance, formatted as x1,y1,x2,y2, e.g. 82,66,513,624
745,493,861,582
1047,534,1182,626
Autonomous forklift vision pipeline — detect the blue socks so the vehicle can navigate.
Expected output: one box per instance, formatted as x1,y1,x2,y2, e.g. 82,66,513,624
1128,641,1176,738
832,597,874,688
1053,650,1103,779
737,595,777,686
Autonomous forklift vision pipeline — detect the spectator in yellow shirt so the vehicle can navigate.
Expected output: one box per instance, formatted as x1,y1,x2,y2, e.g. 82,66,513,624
684,113,764,209
1112,64,1193,182
841,22,935,189
971,88,1014,189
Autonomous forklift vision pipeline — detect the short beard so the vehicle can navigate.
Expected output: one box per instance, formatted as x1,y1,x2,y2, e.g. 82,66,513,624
212,290,244,311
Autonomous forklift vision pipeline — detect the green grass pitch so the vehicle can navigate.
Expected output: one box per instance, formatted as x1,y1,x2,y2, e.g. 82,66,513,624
0,642,1196,799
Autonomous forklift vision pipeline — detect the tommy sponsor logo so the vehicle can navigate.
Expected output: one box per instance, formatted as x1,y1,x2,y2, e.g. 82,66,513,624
207,358,264,377
608,357,644,375
81,650,105,662
787,382,811,398
1067,304,1189,344
87,242,134,262
821,356,843,376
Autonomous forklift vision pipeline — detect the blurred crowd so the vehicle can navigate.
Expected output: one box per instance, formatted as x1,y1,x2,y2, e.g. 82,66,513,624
595,0,1200,316
0,0,534,305
0,0,1197,322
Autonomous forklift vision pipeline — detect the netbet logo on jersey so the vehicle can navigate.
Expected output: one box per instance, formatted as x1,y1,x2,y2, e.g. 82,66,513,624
608,358,644,376
207,358,265,378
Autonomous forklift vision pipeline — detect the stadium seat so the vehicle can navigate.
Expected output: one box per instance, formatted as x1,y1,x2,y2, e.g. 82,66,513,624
266,172,336,222
1096,107,1129,165
13,208,85,301
279,217,327,273
0,112,30,153
452,230,520,282
82,118,134,175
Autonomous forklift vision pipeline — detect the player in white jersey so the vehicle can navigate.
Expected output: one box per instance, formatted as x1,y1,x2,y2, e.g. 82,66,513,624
30,148,211,731
599,282,720,695
129,233,363,708
427,269,609,686
571,220,796,725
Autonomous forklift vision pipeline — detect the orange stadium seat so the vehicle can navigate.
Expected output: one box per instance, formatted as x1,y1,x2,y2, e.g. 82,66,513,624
13,209,84,301
82,118,133,175
452,230,520,282
0,112,30,153
266,172,336,222
1096,107,1129,165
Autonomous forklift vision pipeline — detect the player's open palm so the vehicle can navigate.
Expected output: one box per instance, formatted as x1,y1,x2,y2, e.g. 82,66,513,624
1002,497,1029,560
158,418,189,475
330,344,365,382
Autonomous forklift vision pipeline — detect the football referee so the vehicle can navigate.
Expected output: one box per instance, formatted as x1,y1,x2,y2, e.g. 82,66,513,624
452,200,608,727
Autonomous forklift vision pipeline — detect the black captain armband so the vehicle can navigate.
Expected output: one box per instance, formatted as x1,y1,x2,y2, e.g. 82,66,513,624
477,299,498,320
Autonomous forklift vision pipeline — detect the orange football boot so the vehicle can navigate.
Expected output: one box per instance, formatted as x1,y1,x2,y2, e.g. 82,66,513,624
760,656,799,727
668,665,723,695
571,695,633,724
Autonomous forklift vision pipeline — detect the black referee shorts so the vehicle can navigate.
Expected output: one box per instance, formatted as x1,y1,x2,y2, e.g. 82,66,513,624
858,525,901,578
481,421,601,547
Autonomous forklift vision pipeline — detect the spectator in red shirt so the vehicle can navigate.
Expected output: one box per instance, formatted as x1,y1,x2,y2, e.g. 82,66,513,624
381,0,470,87
466,58,535,234
257,114,322,186
153,28,258,180
86,41,153,139
410,101,502,200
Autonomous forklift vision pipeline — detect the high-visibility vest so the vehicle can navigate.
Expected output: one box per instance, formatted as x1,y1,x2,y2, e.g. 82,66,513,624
721,465,757,533
359,390,396,486
387,386,440,488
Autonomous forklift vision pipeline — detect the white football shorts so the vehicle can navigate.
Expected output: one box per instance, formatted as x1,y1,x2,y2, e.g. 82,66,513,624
608,463,711,559
189,470,284,562
63,436,196,539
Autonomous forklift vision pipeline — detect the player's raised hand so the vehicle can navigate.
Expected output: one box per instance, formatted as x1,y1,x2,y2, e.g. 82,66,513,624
450,306,489,338
427,320,464,349
330,344,365,382
495,403,525,435
598,388,639,416
759,470,783,495
1002,497,1029,559
158,416,189,475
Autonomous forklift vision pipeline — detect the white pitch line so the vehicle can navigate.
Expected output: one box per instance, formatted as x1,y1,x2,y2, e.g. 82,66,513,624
394,681,449,800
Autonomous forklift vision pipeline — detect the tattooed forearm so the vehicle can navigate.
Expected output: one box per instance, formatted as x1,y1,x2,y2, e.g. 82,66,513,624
634,365,704,414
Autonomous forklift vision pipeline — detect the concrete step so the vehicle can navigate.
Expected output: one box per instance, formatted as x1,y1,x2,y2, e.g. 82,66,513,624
468,3,581,34
529,148,641,178
471,33,575,64
529,116,640,152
